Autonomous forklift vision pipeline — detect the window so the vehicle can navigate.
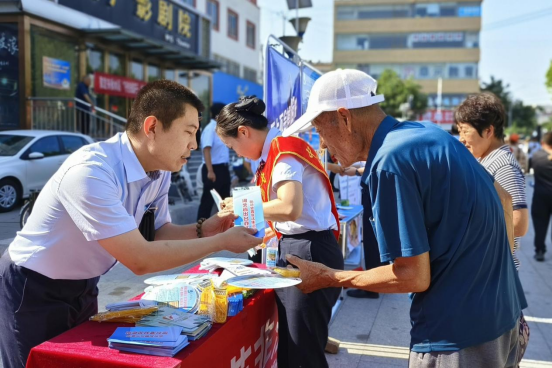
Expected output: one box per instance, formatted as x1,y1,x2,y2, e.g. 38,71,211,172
182,0,195,7
207,0,219,31
131,60,144,80
337,2,481,20
214,54,240,77
243,67,257,83
108,53,125,76
164,69,175,81
449,66,459,78
0,135,33,157
246,21,256,49
27,136,62,157
228,9,238,40
147,64,160,82
419,66,429,78
60,135,87,154
86,49,104,75
465,66,474,78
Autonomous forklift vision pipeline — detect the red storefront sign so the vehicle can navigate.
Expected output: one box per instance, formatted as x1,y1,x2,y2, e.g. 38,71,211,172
418,109,455,126
94,72,147,98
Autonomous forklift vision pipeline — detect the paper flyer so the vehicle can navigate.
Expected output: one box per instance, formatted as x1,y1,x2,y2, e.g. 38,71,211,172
232,186,265,257
232,186,265,238
210,189,223,211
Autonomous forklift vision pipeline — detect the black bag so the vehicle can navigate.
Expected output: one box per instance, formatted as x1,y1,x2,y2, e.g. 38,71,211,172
138,207,157,241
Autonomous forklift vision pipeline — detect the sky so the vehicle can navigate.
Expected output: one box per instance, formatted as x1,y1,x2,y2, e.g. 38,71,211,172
258,0,552,107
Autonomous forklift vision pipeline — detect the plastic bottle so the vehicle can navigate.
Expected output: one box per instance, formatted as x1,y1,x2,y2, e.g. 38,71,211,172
214,288,228,324
265,237,278,268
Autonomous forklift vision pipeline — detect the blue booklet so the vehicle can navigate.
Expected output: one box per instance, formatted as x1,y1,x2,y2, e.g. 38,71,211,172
107,327,189,357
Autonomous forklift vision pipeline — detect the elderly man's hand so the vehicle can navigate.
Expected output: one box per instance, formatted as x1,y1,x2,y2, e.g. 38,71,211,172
202,210,238,237
286,255,336,294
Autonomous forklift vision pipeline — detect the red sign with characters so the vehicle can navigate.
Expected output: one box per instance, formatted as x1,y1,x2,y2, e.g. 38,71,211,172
94,72,147,98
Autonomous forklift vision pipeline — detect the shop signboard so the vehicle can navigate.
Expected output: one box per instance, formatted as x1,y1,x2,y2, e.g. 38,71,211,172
58,0,200,55
0,23,20,130
212,72,263,105
265,47,301,132
43,57,71,90
94,72,147,99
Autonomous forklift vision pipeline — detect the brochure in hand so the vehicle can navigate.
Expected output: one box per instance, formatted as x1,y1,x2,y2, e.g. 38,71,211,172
107,327,189,357
233,186,266,257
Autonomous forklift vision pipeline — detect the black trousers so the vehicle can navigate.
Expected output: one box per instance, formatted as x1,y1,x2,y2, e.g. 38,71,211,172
197,163,231,221
77,109,90,135
276,230,344,368
531,190,552,254
362,189,387,270
0,253,99,368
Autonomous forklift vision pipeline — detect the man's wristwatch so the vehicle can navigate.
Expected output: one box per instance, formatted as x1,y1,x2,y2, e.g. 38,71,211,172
355,169,361,177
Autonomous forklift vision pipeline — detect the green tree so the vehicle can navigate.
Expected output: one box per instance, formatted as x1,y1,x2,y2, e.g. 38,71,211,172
481,76,537,136
377,69,427,119
546,60,552,94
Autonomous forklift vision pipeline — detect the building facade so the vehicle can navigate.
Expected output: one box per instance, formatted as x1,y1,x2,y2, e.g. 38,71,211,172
0,0,222,131
199,0,262,104
333,0,482,112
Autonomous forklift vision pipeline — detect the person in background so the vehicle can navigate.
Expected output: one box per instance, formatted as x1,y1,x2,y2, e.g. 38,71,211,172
509,133,529,173
75,75,94,135
216,97,343,368
530,132,552,262
197,103,231,220
455,92,530,364
528,137,542,173
283,69,526,368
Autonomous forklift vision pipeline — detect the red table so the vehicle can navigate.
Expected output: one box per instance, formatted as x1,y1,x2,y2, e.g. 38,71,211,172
26,265,279,368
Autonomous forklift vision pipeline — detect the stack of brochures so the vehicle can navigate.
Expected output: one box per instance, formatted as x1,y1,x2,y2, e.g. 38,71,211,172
137,307,212,341
105,300,157,311
107,327,189,357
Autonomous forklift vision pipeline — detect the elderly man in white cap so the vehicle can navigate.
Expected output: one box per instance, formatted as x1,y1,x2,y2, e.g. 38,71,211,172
284,69,527,368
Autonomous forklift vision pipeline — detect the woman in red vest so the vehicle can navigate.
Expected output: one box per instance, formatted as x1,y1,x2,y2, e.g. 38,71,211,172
216,96,344,368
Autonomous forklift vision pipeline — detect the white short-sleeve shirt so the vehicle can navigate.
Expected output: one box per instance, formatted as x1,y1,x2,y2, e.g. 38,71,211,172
8,132,172,280
201,119,229,165
261,128,337,235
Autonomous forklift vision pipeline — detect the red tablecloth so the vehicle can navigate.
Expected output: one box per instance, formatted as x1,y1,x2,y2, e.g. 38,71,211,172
26,265,278,368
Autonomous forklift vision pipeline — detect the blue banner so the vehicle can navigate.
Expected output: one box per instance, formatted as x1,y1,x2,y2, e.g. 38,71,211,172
212,72,263,105
301,64,321,114
265,47,301,132
43,57,71,90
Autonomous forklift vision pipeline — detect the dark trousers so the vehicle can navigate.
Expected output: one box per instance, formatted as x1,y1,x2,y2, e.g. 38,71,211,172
276,230,344,368
0,253,99,368
362,189,387,270
197,163,231,220
531,190,552,254
77,109,90,135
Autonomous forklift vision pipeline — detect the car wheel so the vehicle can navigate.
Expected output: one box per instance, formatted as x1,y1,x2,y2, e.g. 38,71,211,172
0,178,21,213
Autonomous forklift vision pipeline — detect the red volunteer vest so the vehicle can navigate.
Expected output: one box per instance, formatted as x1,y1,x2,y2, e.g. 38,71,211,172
256,136,340,240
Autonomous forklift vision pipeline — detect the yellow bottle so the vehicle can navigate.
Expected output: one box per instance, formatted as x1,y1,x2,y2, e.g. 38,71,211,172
214,288,228,324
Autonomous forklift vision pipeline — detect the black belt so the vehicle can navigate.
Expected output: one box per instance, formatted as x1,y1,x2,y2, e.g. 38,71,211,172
281,229,334,240
212,163,228,167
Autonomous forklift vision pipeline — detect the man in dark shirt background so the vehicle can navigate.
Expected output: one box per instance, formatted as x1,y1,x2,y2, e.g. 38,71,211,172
75,75,94,135
531,132,552,261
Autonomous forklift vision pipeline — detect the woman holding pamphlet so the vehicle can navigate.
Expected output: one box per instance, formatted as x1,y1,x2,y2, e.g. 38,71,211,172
216,96,344,368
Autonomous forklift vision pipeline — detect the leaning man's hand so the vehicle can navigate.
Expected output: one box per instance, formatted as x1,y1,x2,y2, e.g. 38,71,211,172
286,255,336,294
202,210,237,237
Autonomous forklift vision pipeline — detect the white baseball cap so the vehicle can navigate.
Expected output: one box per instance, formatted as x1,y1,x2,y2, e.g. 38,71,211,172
283,69,384,137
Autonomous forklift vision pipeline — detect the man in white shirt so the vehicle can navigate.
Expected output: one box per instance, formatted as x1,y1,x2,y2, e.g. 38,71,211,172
0,80,259,368
197,103,231,220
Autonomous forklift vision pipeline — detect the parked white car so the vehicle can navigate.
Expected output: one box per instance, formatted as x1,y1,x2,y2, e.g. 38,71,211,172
0,130,94,212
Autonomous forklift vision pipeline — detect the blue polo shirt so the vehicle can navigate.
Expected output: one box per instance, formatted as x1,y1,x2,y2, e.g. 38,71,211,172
363,116,527,352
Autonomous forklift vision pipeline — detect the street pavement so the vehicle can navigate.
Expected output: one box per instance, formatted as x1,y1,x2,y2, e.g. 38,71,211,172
0,184,551,367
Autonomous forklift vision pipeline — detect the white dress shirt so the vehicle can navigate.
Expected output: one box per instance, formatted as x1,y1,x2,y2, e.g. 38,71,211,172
201,119,230,165
261,127,337,235
8,132,171,280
